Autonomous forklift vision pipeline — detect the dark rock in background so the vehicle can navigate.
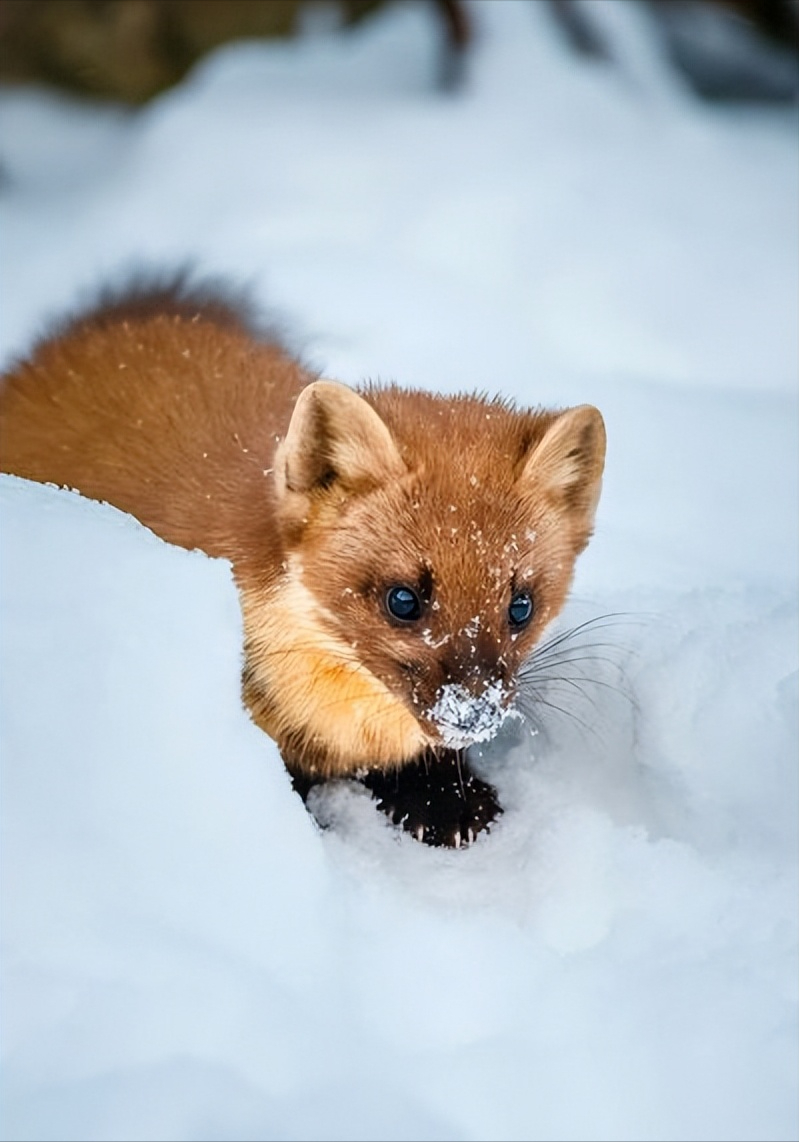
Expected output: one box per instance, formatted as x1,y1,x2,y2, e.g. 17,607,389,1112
0,0,795,104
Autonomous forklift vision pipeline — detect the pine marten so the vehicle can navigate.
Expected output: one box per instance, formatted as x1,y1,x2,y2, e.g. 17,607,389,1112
0,277,606,847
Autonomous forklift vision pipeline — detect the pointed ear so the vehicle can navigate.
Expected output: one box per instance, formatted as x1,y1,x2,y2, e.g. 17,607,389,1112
518,404,606,528
275,381,405,501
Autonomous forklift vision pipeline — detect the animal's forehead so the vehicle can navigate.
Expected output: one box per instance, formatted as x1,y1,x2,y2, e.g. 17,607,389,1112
432,528,534,597
388,482,536,606
403,470,534,551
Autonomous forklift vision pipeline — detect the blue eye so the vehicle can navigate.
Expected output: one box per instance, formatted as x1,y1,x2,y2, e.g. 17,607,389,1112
386,585,422,622
508,590,533,628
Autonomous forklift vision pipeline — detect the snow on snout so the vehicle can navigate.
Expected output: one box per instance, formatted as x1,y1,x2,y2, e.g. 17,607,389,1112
427,680,515,748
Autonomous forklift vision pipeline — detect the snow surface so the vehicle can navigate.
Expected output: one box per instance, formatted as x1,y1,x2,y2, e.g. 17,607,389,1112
1,3,797,1140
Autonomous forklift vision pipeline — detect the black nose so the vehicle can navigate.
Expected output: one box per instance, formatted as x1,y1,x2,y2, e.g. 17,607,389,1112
427,676,513,748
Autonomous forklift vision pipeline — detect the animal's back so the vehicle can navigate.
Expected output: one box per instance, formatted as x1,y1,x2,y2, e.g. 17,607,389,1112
0,296,309,574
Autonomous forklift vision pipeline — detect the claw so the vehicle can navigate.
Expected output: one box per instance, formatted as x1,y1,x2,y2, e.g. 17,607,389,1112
362,751,501,849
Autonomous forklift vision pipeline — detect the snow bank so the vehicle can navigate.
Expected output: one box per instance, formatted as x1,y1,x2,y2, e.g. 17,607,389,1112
1,2,796,1140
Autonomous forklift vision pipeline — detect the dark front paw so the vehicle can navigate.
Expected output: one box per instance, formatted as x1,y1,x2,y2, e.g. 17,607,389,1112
362,749,502,847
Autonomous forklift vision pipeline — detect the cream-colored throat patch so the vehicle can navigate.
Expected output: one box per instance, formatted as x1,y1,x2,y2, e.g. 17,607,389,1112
240,563,429,776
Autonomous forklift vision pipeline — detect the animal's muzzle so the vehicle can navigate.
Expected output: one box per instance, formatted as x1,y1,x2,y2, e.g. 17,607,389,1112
426,680,514,748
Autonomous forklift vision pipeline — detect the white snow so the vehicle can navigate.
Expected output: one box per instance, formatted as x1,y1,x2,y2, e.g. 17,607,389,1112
427,679,514,747
1,3,797,1141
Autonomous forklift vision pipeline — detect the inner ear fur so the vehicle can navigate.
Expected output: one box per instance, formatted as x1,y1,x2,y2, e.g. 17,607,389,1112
518,404,606,521
275,380,406,500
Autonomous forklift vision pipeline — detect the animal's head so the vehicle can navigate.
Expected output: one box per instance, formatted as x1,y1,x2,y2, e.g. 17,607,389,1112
262,380,605,774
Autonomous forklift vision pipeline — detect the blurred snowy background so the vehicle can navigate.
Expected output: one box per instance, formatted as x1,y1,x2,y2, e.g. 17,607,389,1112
1,2,797,1140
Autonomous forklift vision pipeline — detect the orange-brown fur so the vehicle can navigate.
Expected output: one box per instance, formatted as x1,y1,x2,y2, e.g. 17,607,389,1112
0,285,605,788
